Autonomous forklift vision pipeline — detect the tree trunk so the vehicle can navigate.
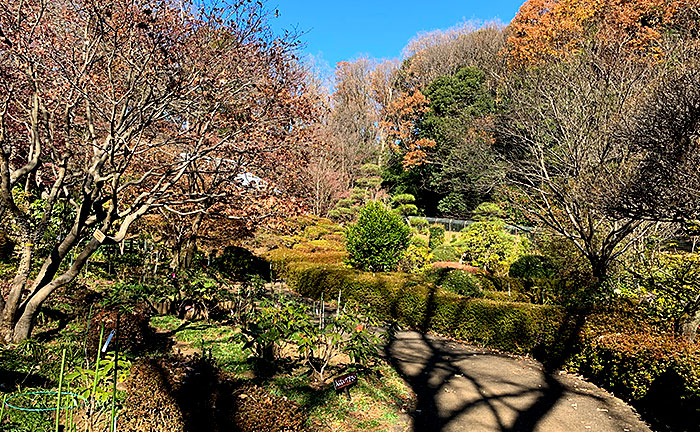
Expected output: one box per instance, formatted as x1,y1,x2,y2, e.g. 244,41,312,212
590,257,608,287
680,311,700,343
1,235,103,343
169,213,203,270
170,240,196,269
1,238,33,343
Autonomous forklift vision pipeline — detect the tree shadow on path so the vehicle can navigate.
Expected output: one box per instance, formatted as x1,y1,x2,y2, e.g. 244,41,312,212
382,282,595,432
385,329,567,432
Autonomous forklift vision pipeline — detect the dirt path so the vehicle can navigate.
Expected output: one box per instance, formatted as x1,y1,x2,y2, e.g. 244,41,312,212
385,331,652,432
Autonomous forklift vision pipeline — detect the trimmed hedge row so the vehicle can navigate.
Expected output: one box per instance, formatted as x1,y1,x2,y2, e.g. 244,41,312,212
269,249,700,431
283,260,563,354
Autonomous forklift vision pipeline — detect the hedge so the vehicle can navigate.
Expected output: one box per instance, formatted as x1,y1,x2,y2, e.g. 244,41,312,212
565,313,700,431
283,260,563,354
269,249,700,431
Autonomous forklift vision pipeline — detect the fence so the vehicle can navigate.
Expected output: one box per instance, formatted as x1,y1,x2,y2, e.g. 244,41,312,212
417,216,533,234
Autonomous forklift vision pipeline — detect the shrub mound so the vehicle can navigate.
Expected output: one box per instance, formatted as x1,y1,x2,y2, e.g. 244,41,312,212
119,359,185,432
86,306,153,356
228,383,306,432
345,201,411,272
441,270,484,298
509,254,556,279
565,312,700,431
431,245,461,262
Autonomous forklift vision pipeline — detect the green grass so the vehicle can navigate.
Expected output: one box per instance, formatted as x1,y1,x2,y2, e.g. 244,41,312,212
0,402,54,432
150,316,250,374
0,326,88,432
271,363,412,432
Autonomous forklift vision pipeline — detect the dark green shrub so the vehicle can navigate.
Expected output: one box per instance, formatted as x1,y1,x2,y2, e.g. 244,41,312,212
442,270,484,298
509,254,556,279
345,201,411,272
431,244,461,262
428,224,445,249
214,246,270,281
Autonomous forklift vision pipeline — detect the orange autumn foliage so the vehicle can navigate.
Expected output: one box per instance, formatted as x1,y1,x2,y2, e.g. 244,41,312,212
380,91,436,168
507,0,700,66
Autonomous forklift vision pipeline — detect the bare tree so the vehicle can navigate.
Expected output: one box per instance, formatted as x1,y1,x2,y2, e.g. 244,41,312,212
497,47,660,283
608,49,700,225
327,58,381,181
402,21,507,90
0,0,315,342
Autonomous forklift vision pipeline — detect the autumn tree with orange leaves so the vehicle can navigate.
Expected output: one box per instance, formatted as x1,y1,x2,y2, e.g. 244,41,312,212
507,0,700,66
0,0,318,342
380,91,436,168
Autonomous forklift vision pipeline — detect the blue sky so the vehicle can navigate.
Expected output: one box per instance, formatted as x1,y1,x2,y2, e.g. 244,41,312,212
268,0,525,68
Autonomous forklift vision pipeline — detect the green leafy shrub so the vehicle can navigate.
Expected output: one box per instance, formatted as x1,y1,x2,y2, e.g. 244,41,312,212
294,304,384,382
397,244,433,274
345,201,411,272
396,203,418,217
634,252,700,339
410,235,429,249
455,221,527,275
472,202,507,221
240,294,383,382
240,295,308,363
409,216,429,230
509,254,556,279
442,270,484,298
564,329,700,432
391,193,416,207
428,224,445,249
391,194,419,218
214,246,270,282
431,244,461,262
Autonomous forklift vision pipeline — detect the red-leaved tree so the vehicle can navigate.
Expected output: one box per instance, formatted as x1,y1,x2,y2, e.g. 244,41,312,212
0,0,318,342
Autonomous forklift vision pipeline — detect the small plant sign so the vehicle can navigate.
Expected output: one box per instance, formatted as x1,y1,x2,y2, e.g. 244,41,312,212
333,372,358,400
